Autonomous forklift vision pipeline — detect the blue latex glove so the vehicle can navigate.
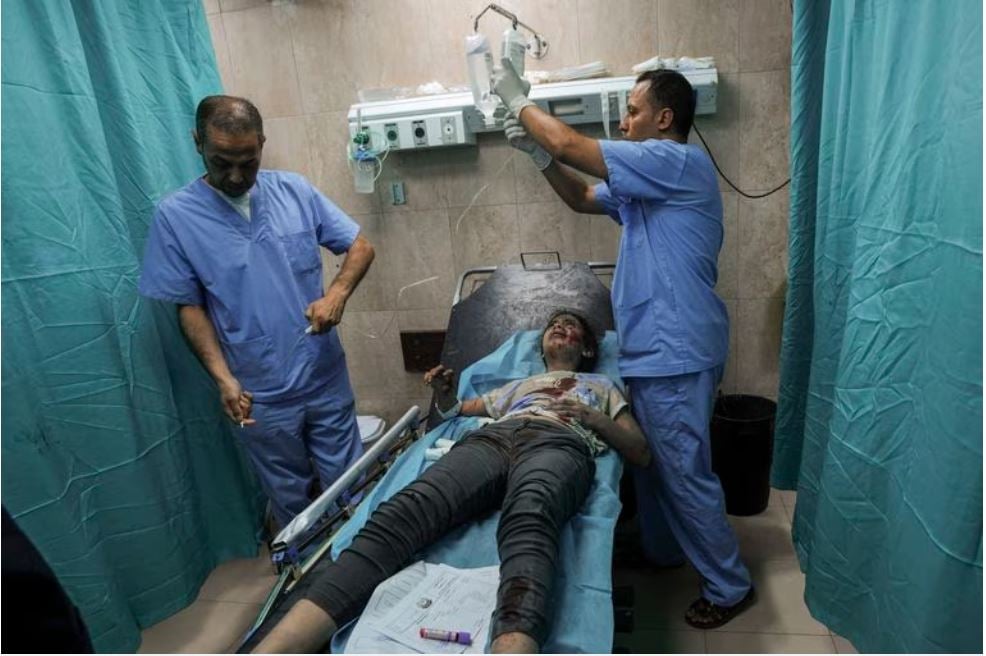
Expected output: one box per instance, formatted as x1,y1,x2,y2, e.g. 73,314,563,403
492,57,535,116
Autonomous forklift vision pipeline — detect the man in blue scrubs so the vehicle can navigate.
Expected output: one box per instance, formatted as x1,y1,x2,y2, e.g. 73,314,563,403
139,96,375,530
492,66,753,628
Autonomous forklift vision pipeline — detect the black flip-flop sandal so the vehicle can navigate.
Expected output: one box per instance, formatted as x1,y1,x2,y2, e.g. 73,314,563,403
684,586,756,629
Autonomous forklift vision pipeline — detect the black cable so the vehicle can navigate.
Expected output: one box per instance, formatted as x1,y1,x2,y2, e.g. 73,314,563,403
692,123,791,199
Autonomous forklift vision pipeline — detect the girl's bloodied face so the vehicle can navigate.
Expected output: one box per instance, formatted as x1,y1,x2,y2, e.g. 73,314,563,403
541,313,587,365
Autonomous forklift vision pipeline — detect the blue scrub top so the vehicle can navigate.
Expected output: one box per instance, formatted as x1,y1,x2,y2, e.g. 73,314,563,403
138,170,360,402
594,139,729,377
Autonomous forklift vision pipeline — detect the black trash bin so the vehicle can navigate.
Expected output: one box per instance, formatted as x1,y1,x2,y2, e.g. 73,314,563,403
710,394,777,516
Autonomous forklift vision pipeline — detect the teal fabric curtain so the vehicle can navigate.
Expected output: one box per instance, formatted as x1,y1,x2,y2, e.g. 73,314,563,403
1,2,264,651
774,0,982,652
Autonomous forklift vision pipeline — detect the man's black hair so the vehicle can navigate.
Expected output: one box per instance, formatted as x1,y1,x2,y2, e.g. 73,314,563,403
540,309,599,373
195,95,264,143
635,69,696,139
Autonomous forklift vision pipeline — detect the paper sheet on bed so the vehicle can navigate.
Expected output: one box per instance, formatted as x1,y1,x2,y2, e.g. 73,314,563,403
346,561,499,654
331,330,624,653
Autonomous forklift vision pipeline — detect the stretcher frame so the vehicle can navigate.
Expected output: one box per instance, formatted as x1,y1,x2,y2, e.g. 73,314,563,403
237,406,422,650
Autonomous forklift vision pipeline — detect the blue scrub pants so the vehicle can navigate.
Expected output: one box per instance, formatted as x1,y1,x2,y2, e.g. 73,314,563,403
626,367,751,606
236,389,364,528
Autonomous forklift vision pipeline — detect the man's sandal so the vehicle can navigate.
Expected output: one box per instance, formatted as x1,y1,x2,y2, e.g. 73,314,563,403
684,586,756,629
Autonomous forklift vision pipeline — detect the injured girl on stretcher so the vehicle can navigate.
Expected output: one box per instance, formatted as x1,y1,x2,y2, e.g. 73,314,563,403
253,309,649,654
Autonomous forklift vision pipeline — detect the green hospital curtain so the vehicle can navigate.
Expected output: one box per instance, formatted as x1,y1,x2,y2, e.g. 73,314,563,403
1,1,264,651
773,0,982,652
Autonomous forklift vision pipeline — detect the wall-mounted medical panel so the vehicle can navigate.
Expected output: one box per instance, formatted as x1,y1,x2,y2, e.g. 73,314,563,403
349,95,477,152
347,67,717,152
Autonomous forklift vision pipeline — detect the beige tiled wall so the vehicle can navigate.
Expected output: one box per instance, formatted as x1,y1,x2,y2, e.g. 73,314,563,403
205,0,792,420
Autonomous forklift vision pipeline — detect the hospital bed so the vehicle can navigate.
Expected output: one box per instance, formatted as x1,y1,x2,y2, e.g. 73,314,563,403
239,256,631,653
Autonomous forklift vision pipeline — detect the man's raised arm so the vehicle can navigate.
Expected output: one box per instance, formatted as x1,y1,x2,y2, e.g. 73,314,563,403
493,59,609,180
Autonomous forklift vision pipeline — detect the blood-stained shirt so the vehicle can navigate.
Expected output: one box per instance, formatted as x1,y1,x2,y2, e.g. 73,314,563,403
481,370,629,455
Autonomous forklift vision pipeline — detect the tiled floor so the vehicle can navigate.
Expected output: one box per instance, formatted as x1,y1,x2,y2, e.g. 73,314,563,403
612,490,859,654
138,545,277,654
139,489,862,653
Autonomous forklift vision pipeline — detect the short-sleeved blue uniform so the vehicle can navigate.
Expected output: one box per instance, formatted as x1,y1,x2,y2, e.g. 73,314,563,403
139,170,364,527
594,140,751,606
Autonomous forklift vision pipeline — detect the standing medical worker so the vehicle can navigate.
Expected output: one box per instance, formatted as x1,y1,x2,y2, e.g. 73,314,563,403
139,96,375,530
492,66,753,628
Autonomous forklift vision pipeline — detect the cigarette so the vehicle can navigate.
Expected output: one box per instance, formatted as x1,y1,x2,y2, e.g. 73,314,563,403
239,421,245,428
304,325,313,334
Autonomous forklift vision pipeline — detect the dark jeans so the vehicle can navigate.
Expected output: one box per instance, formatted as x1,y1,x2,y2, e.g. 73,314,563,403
304,417,596,646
